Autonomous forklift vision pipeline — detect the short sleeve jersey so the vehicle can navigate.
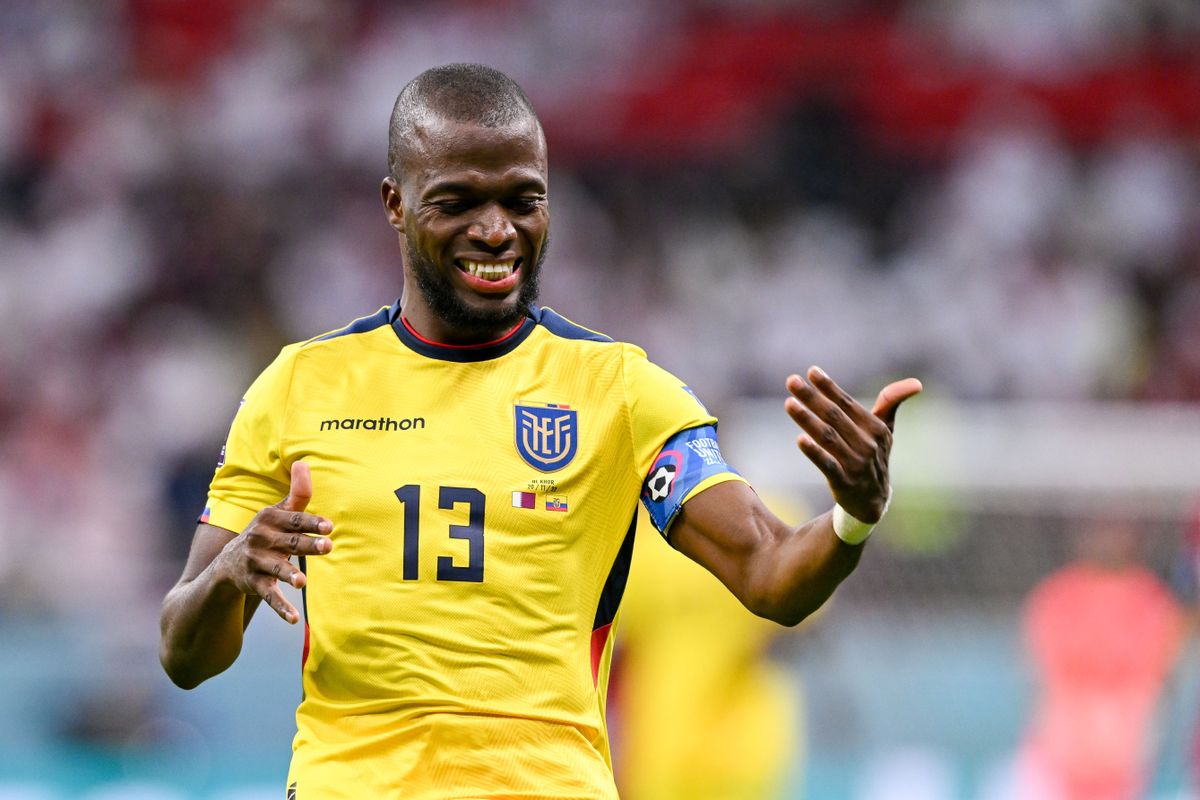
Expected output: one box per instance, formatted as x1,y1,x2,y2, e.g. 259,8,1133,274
202,302,744,800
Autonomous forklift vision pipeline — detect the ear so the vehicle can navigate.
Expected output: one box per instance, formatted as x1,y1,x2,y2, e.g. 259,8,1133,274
381,176,405,231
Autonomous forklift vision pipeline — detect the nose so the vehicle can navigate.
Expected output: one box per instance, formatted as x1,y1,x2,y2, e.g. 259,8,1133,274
468,203,516,249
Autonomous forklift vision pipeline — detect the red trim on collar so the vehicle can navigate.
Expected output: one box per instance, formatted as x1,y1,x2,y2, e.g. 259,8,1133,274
400,316,525,350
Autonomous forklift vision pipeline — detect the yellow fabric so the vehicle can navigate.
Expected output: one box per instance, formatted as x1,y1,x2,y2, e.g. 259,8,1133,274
204,306,743,799
616,497,809,800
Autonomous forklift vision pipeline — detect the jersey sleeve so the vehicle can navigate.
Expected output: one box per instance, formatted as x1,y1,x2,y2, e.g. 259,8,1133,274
199,345,298,534
622,345,746,537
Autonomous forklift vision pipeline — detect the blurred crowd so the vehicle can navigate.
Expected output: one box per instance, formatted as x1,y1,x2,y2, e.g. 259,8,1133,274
0,0,1197,636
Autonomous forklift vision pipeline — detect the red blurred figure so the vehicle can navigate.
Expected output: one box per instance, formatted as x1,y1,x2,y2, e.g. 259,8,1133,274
1016,515,1183,800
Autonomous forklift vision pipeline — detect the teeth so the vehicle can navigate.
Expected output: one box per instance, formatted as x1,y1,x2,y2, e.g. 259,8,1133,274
461,260,516,281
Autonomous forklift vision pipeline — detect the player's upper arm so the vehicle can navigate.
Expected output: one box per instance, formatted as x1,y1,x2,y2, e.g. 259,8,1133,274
203,345,297,533
620,345,747,529
665,480,790,610
621,345,718,478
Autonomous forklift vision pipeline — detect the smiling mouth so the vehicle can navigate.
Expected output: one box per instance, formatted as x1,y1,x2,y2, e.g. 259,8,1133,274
456,258,521,282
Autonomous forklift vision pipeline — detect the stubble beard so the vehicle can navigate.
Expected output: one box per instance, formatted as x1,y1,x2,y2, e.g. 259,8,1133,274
405,238,546,335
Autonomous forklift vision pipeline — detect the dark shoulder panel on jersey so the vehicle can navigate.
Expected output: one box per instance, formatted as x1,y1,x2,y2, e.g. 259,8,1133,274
530,306,614,343
307,304,394,345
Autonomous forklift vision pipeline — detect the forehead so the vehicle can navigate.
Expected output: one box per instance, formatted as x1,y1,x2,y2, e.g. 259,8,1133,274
406,116,547,193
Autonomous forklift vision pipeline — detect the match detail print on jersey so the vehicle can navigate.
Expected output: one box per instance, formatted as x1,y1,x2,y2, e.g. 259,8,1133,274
641,424,740,534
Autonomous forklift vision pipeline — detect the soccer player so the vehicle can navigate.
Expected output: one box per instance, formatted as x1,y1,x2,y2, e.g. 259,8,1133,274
159,63,921,799
1017,515,1182,799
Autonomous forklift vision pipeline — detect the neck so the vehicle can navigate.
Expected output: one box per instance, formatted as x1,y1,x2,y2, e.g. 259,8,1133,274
400,307,524,348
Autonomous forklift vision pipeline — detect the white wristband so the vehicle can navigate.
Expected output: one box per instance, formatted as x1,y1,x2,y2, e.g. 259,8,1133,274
831,488,892,545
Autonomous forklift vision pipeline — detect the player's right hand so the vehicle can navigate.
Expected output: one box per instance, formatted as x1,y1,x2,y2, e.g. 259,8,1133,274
215,460,333,624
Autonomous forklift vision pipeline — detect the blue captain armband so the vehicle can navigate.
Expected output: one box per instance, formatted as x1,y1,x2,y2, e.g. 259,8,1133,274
641,424,741,535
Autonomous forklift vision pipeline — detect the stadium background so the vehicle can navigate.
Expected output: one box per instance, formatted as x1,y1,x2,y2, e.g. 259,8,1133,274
1,0,1199,797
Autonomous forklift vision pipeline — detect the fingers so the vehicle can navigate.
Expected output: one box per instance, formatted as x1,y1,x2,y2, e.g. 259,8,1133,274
246,515,332,553
785,395,857,477
256,578,301,624
785,367,919,523
271,461,332,539
224,459,334,625
219,539,306,624
246,550,307,589
279,529,333,555
238,539,316,625
262,506,331,534
793,427,849,487
785,369,878,459
871,378,924,430
279,460,314,512
805,366,884,432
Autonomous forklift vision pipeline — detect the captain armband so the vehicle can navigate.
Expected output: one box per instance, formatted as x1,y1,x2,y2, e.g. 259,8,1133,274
641,424,741,535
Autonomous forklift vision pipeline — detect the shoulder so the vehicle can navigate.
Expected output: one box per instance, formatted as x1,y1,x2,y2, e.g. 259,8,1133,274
280,304,398,365
528,305,656,368
528,306,616,344
527,307,674,399
299,304,395,349
250,305,395,390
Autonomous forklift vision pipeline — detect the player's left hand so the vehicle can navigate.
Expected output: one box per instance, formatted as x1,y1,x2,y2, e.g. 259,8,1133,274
784,366,922,524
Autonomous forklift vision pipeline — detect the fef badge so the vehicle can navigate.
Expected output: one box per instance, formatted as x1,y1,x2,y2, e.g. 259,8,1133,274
515,403,577,472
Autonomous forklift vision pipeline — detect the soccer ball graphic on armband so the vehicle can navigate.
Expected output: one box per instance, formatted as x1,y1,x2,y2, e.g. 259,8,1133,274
646,463,677,502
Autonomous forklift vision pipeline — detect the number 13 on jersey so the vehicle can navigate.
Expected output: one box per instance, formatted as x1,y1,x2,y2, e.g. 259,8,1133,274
393,485,485,583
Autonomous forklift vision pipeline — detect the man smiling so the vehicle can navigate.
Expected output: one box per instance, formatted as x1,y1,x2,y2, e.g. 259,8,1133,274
382,73,549,342
159,63,921,799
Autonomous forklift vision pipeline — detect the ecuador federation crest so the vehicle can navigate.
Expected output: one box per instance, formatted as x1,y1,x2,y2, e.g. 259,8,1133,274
515,403,578,472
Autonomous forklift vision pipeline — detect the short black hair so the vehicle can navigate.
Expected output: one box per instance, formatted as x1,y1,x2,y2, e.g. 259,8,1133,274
387,63,539,178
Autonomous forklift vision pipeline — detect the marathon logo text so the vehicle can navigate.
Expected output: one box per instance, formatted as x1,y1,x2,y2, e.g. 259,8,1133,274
320,416,425,432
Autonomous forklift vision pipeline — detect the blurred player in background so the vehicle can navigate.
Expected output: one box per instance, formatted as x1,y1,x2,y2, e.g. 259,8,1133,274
158,63,921,798
615,494,813,800
1016,513,1183,800
1182,499,1200,793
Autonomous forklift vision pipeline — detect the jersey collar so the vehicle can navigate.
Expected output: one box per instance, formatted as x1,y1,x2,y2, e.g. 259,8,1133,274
388,300,537,363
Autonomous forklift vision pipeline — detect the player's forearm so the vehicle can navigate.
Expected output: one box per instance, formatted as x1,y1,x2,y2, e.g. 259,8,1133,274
743,512,863,627
159,558,249,689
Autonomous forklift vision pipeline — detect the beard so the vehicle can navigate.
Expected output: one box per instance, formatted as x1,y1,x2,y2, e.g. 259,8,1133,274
405,238,545,335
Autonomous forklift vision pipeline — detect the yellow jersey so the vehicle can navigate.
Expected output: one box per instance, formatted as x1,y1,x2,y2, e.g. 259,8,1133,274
202,302,744,799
